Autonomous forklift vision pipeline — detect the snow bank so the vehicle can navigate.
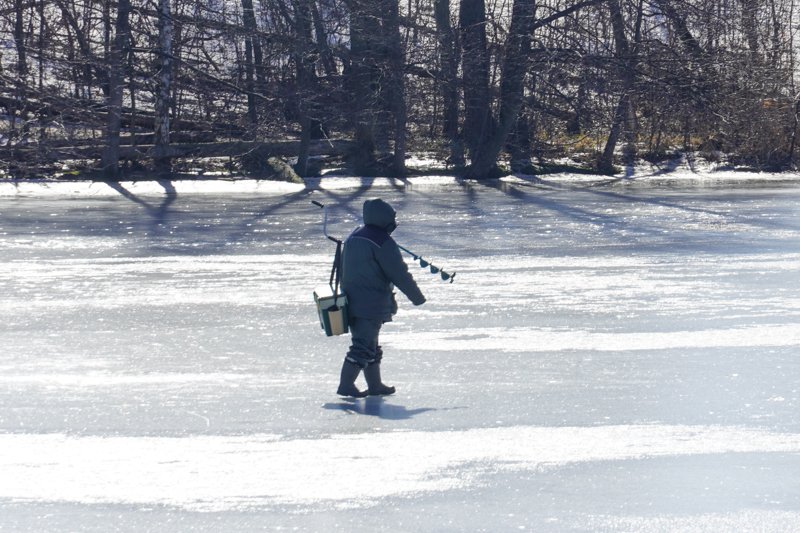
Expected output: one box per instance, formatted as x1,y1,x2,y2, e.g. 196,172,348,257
0,178,305,197
0,175,462,197
1,162,796,197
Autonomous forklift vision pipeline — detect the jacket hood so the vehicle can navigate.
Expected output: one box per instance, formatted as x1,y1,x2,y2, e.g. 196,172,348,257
363,198,397,233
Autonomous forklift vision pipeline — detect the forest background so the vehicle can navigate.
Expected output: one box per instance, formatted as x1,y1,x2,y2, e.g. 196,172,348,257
1,0,798,180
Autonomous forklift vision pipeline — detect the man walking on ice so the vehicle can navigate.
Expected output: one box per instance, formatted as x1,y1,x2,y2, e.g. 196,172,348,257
337,198,426,397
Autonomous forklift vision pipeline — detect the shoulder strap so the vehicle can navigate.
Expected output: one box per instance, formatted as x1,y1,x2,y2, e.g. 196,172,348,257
329,238,343,299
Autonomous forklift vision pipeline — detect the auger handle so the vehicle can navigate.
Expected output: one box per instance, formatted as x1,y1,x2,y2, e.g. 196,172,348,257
311,200,340,243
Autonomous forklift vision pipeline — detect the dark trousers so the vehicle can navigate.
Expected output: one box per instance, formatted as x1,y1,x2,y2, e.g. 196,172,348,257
346,317,383,368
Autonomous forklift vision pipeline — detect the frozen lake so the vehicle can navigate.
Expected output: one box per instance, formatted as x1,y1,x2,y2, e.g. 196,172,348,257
1,175,800,531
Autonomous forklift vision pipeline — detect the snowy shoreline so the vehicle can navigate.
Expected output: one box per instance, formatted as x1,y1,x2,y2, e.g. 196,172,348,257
1,167,798,197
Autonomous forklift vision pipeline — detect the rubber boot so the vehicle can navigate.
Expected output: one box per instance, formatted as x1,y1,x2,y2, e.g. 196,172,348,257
364,363,396,396
337,360,367,398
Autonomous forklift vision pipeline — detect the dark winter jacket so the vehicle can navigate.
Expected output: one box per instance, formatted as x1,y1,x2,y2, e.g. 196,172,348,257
342,199,426,321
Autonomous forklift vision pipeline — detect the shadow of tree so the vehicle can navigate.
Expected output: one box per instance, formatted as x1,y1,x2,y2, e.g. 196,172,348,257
105,179,178,228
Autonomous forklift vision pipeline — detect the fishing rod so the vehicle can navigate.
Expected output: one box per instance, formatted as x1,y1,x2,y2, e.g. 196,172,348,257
311,200,456,283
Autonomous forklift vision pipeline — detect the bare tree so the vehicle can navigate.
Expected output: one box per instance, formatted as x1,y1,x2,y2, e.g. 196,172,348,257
345,0,407,174
292,0,315,176
598,0,643,174
458,0,492,166
466,0,536,178
241,0,264,134
434,0,463,167
154,0,174,177
102,0,132,177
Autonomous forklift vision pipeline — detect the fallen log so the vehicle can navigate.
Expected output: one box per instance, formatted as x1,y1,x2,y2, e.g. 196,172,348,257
30,131,218,149
0,139,354,162
0,93,245,136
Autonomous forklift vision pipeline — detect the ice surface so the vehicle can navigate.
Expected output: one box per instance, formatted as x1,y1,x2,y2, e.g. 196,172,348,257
1,174,799,531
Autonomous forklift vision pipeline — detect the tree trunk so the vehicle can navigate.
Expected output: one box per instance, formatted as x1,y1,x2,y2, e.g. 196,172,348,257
36,0,45,91
154,0,173,177
787,95,800,166
241,0,261,133
54,0,96,97
434,0,464,167
310,0,336,77
102,0,132,178
346,0,404,174
655,0,705,63
508,110,533,172
654,0,715,114
741,0,760,59
598,0,641,174
569,80,587,135
467,0,536,179
384,0,407,175
347,0,379,173
599,94,628,174
598,4,627,174
294,0,315,176
13,0,27,79
622,1,644,165
12,0,28,136
767,0,784,69
459,0,492,162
